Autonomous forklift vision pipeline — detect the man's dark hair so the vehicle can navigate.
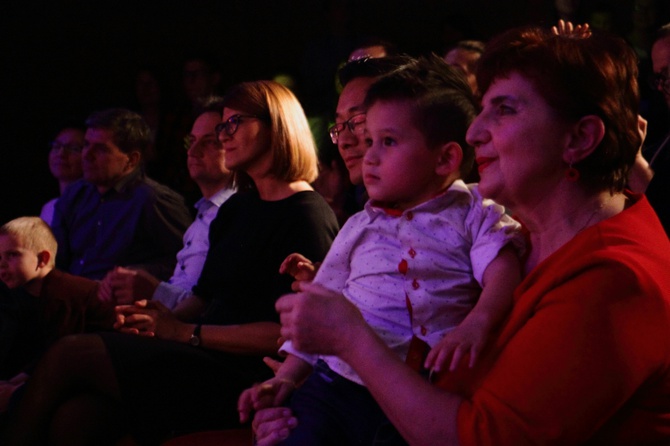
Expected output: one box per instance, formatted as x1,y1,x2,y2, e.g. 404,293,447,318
85,108,152,155
447,40,486,55
656,22,670,42
337,55,412,87
350,37,398,55
197,95,225,116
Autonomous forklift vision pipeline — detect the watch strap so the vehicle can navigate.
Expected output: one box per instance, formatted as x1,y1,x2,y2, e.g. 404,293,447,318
189,323,202,347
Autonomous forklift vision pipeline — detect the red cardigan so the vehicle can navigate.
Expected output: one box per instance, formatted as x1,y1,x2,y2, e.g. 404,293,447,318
439,195,670,445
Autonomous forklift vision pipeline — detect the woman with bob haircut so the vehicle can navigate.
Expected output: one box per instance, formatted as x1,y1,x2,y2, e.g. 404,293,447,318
4,80,339,445
254,25,670,446
223,80,319,191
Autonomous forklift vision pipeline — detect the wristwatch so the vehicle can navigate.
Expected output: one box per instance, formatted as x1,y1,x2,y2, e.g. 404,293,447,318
189,324,202,347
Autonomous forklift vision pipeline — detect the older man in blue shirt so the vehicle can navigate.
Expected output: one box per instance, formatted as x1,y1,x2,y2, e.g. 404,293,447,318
52,108,192,280
98,101,236,308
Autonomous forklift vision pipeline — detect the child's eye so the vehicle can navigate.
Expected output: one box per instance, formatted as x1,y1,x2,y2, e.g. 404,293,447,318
383,137,396,146
364,137,373,148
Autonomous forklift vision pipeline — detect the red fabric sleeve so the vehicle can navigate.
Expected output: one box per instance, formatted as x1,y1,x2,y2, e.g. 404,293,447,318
457,258,670,445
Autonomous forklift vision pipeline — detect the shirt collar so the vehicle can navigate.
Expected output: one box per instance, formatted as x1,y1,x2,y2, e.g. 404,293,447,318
195,186,236,210
364,179,471,220
108,168,143,194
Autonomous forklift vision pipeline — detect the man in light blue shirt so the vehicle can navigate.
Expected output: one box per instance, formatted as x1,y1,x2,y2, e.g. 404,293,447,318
99,100,234,308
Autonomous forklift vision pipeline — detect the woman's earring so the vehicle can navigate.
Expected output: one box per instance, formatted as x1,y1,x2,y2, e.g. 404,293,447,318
565,163,580,182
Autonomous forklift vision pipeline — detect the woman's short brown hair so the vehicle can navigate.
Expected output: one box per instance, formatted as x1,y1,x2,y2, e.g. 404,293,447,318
222,80,318,189
477,26,641,192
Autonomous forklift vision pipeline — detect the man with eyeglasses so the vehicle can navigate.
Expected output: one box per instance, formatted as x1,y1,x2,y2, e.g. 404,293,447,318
99,100,235,309
644,22,670,236
51,108,192,281
40,123,85,226
330,57,410,186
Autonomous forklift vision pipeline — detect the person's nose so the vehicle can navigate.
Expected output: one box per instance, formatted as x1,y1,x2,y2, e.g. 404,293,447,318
465,114,490,148
337,126,359,151
187,140,201,157
363,141,379,166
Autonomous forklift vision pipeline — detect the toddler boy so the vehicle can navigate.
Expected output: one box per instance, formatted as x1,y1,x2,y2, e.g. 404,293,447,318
240,56,525,445
0,217,114,411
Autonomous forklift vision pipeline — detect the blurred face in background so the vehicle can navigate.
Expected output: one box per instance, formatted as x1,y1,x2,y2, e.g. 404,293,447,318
49,128,84,183
187,111,230,196
652,36,670,108
444,48,481,95
183,59,220,103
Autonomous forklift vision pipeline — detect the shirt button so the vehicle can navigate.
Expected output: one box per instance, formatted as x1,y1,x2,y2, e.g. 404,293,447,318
97,220,102,226
79,259,84,265
408,248,416,258
186,241,192,246
398,259,408,275
412,279,419,290
180,265,186,271
406,211,414,221
420,325,427,336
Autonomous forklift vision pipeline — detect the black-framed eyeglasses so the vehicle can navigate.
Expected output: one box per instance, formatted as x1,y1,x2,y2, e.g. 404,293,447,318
215,114,261,139
649,72,670,95
328,113,366,144
50,141,83,153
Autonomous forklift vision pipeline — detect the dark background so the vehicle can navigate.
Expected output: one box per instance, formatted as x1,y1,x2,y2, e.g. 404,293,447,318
1,0,669,225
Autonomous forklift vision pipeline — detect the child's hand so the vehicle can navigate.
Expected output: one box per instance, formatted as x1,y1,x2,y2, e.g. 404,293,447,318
551,19,591,38
263,356,284,375
279,253,319,291
238,377,296,424
424,314,491,372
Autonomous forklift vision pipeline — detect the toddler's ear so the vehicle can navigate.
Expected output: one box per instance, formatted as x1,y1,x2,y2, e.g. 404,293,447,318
36,250,51,268
435,142,463,176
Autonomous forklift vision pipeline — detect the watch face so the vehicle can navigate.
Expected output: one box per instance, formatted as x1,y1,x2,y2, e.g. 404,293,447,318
189,335,201,347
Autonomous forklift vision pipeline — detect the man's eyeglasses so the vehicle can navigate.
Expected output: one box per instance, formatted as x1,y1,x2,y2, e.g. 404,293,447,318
649,72,670,95
50,141,83,153
328,113,366,144
215,114,261,139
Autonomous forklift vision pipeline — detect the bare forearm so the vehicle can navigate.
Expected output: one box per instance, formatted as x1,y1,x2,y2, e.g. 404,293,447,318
474,246,521,331
342,325,462,446
173,294,207,321
174,321,281,355
276,354,313,385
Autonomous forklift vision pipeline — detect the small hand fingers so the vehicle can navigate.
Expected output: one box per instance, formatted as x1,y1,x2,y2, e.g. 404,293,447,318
469,345,481,368
253,409,297,445
449,345,466,372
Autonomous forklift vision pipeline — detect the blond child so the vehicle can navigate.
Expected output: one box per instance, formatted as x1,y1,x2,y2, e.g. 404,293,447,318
0,217,113,412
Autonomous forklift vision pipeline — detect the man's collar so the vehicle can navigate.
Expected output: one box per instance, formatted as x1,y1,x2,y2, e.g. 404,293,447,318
101,168,143,195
